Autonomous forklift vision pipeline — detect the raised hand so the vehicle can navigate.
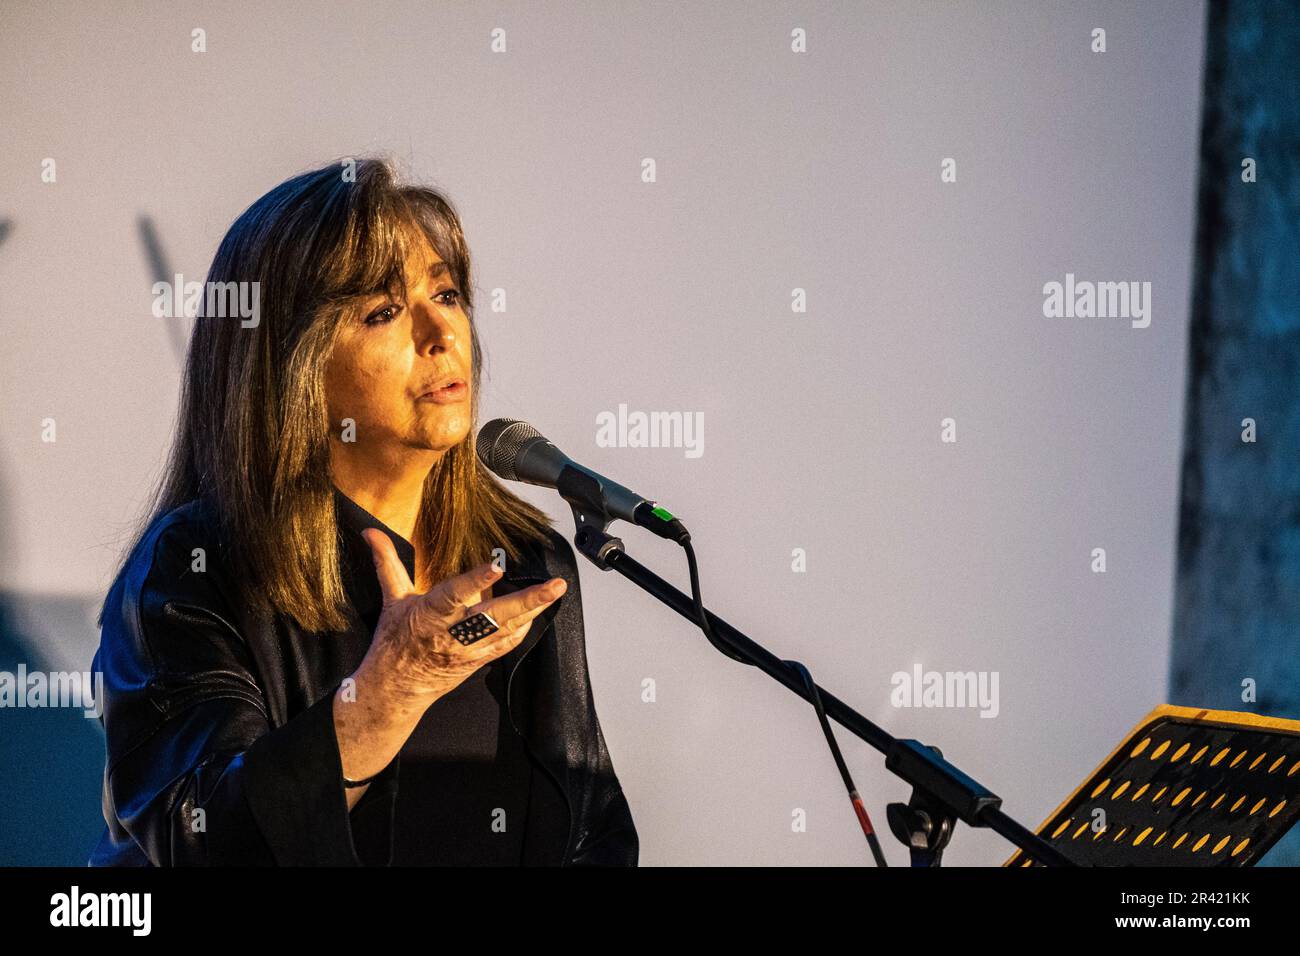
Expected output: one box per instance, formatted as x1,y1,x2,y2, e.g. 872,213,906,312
355,528,567,709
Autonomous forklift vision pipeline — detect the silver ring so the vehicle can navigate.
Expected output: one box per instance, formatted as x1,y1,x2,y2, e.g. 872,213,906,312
448,610,500,646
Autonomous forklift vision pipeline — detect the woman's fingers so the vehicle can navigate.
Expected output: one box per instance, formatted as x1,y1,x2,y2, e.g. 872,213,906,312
460,594,558,659
421,561,504,617
464,577,566,627
464,615,538,659
362,529,416,605
440,578,567,661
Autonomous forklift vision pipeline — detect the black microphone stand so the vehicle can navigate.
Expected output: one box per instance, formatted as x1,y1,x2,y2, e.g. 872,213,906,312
559,476,1076,867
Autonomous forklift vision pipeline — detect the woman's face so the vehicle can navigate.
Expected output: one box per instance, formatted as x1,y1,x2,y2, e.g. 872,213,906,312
323,233,474,464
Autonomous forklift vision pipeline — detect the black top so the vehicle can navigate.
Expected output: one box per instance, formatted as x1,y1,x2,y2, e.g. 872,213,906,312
333,489,533,865
392,660,532,864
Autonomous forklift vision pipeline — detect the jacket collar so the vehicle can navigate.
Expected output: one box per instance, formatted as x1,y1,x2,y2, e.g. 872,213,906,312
333,487,417,576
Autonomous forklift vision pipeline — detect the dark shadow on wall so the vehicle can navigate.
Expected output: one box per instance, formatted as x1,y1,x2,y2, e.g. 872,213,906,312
1170,0,1300,865
0,595,106,866
137,214,191,365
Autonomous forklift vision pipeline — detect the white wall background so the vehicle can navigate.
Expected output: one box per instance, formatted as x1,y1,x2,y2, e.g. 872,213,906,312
0,0,1206,865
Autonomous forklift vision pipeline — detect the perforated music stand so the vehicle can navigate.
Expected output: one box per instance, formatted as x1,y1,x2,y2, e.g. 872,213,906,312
1005,705,1300,866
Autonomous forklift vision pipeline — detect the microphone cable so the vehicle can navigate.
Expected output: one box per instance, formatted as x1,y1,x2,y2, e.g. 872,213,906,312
678,531,888,866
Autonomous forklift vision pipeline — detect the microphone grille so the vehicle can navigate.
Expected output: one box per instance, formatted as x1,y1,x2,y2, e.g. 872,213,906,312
477,418,542,481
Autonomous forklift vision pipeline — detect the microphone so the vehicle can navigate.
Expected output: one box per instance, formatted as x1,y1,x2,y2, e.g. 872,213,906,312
477,418,688,543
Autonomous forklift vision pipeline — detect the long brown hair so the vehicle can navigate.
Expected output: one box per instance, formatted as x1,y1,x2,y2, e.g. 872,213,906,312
121,157,553,632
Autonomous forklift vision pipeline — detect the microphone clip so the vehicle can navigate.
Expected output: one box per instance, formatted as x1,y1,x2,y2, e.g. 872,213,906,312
557,465,626,570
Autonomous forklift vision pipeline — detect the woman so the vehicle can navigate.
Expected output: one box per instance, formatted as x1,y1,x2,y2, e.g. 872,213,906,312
89,157,638,866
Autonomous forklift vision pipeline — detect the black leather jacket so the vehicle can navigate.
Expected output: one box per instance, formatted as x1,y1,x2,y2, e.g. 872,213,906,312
88,492,638,866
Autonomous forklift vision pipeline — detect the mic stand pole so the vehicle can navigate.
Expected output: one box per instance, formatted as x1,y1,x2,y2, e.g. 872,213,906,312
564,500,1075,867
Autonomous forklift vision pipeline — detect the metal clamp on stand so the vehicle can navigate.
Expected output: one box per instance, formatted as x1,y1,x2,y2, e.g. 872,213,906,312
886,744,957,866
556,464,626,570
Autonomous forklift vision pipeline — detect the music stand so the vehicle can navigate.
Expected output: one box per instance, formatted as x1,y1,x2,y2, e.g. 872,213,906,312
1005,705,1300,866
